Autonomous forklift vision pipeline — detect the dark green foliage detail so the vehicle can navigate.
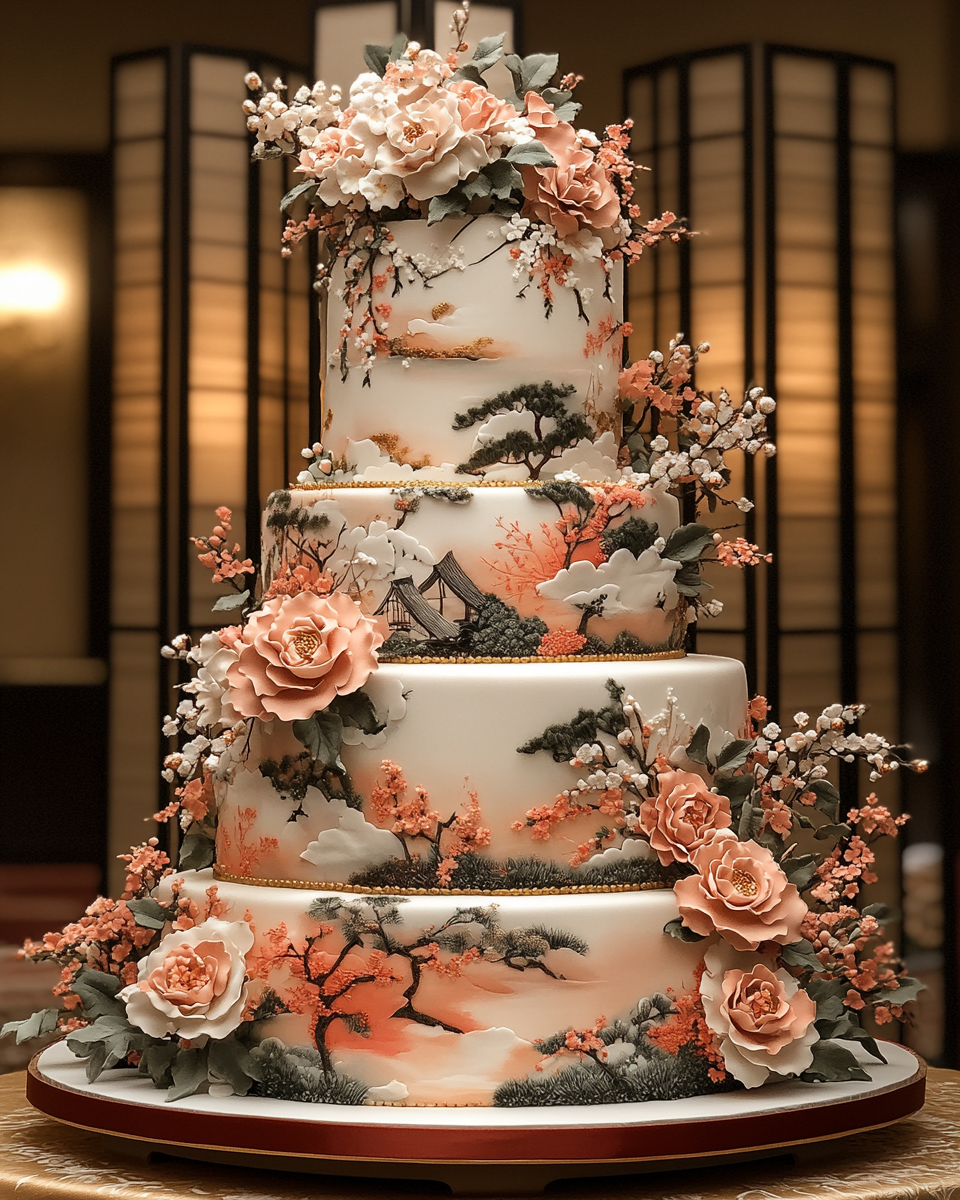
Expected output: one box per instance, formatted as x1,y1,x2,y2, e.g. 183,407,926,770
601,516,659,559
250,1039,368,1104
453,382,591,480
518,679,626,762
528,480,595,514
494,1043,737,1106
349,852,674,891
494,995,740,1107
471,594,548,657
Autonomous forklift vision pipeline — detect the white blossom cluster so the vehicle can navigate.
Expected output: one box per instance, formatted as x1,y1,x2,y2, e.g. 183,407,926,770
632,387,776,509
159,632,246,787
499,214,604,295
243,75,344,159
753,703,925,790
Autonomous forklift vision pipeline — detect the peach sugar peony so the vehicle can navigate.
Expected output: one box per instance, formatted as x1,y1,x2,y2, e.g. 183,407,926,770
372,89,490,201
449,80,525,154
638,768,732,866
699,943,818,1087
119,918,254,1040
227,590,383,722
674,836,807,951
520,93,621,238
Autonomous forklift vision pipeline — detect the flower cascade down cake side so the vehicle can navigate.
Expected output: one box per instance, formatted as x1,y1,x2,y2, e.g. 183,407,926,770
3,18,925,1111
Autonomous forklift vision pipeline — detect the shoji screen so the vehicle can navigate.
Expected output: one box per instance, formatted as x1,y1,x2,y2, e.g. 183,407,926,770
110,48,310,891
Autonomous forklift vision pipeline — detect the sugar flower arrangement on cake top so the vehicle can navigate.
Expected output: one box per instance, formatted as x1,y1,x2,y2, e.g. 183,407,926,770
243,6,685,384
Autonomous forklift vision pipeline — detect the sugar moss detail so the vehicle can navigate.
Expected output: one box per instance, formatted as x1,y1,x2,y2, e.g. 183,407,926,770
494,987,739,1106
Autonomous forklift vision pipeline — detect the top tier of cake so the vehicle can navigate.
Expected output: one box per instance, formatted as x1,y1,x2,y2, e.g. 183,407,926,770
320,215,624,482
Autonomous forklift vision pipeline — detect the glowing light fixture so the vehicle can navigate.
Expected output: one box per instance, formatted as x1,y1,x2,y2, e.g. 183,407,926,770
0,264,67,313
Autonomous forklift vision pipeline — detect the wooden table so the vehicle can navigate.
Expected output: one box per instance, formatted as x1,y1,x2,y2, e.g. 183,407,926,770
2,1067,959,1199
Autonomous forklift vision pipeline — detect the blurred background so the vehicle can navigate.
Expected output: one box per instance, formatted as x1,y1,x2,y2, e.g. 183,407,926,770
1,0,957,1071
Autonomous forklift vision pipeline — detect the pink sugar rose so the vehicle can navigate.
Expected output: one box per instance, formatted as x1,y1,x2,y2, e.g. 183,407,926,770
674,837,808,951
520,93,621,239
118,918,254,1040
700,943,818,1087
638,768,732,866
227,590,383,722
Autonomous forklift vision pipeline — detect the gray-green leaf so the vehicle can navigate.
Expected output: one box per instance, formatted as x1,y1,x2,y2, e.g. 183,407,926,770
167,1045,210,1102
126,897,166,931
715,738,756,771
363,43,390,76
213,589,249,612
801,1039,871,1083
663,917,706,943
427,189,468,225
663,523,715,564
505,141,556,167
685,723,711,765
1,1007,59,1044
280,181,319,213
779,938,821,970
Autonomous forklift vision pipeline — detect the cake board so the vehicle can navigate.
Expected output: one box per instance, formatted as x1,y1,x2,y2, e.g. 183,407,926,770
27,1041,925,1196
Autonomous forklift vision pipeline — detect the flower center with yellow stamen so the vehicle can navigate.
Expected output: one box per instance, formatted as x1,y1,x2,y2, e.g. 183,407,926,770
748,989,777,1019
291,629,322,658
731,868,759,897
403,121,425,141
167,950,210,991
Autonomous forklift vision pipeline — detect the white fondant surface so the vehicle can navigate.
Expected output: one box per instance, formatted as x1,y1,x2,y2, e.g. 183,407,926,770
215,655,748,881
324,216,624,474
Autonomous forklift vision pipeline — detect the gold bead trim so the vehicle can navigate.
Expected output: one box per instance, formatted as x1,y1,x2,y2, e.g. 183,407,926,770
212,868,669,897
381,650,686,665
290,479,547,490
287,479,645,491
363,1099,491,1107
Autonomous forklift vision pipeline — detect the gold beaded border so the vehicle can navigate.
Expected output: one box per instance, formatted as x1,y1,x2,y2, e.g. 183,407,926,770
288,478,640,490
380,649,686,665
212,868,669,897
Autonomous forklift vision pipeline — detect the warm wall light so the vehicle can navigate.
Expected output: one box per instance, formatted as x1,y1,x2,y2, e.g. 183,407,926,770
0,264,67,313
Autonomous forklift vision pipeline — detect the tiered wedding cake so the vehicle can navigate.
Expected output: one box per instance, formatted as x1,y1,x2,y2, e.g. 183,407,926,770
5,25,922,1112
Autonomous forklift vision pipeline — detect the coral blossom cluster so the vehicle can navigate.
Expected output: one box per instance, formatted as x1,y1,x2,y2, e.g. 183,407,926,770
371,760,491,885
190,508,256,586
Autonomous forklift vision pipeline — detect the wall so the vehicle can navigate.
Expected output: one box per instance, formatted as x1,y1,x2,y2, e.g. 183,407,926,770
524,0,959,152
0,2,315,153
3,2,959,154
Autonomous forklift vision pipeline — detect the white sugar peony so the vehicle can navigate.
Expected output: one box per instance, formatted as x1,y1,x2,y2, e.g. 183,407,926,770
700,942,818,1088
119,919,254,1040
182,632,240,729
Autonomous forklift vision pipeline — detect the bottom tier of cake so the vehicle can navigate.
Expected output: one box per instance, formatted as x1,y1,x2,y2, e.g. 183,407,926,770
173,869,716,1107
